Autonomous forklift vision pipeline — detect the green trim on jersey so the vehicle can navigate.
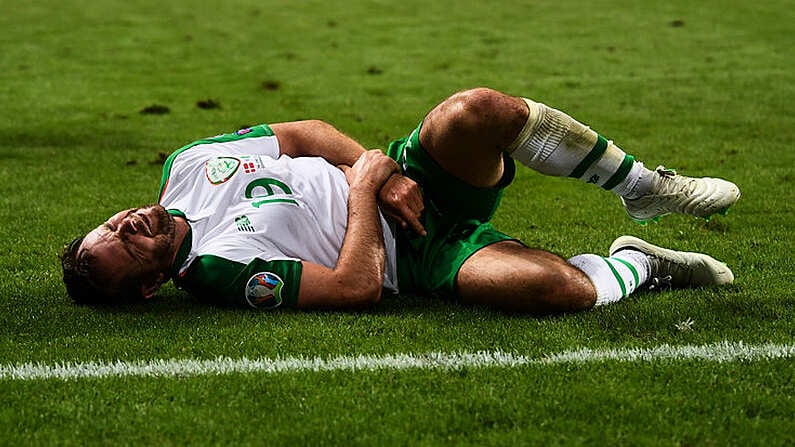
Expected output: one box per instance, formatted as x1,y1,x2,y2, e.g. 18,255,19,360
166,209,192,279
174,254,302,309
158,125,276,200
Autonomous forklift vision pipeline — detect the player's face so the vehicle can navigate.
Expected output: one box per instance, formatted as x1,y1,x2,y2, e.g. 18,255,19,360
79,204,177,298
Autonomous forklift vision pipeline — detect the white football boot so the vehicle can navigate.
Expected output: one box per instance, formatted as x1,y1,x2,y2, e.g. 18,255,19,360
609,236,734,290
622,166,741,224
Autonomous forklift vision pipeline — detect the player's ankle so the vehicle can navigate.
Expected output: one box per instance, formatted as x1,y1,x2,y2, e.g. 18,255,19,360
610,162,655,199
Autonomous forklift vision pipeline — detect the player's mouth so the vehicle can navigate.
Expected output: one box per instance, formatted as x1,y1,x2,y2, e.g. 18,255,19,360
140,213,153,236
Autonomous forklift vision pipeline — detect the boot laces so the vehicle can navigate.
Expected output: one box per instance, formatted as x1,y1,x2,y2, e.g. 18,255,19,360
653,165,698,197
655,166,677,177
647,275,673,291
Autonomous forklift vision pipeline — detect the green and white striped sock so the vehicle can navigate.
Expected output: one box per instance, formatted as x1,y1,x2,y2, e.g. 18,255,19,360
507,98,653,199
568,251,650,306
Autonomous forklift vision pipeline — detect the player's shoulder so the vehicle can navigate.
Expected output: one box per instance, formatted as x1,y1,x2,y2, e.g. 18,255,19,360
197,124,276,145
167,124,276,162
159,124,279,191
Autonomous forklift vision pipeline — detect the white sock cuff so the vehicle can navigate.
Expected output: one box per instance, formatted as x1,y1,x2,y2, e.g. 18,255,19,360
506,98,543,153
508,98,603,178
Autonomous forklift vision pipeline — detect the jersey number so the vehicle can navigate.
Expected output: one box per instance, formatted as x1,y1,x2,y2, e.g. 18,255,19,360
245,178,298,208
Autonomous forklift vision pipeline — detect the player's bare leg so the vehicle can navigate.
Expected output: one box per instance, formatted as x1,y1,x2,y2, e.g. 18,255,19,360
420,88,600,312
457,236,734,313
420,88,736,312
420,87,739,223
456,241,597,313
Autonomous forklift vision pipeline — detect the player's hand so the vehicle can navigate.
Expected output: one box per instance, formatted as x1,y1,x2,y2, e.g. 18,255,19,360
379,173,426,236
344,150,400,193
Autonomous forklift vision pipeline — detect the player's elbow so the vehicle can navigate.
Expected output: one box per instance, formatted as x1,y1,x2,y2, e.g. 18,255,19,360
362,283,383,305
352,281,383,307
339,277,382,308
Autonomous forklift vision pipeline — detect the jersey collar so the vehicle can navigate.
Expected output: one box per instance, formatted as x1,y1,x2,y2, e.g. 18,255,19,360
167,209,192,278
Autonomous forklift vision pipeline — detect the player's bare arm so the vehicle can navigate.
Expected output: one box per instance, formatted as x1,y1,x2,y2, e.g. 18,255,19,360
271,120,367,166
62,88,737,312
271,120,425,235
296,150,400,309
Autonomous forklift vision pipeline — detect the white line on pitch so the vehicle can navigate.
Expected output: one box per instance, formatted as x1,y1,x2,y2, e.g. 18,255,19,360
2,341,793,381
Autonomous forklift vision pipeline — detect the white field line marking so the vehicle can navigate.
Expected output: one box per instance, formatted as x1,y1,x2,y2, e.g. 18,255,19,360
2,341,793,382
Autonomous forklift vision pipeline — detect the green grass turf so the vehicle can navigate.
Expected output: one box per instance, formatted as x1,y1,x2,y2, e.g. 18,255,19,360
1,0,794,444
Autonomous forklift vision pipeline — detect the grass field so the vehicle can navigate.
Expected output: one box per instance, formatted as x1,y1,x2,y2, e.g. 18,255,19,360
1,0,794,445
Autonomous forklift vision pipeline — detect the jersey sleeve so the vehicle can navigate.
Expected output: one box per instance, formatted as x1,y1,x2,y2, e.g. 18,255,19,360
175,254,302,309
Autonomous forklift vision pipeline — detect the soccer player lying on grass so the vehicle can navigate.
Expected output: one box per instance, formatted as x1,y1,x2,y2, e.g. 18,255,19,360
61,88,740,313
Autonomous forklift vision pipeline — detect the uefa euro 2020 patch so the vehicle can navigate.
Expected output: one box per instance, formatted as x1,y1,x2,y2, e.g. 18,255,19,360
244,272,284,309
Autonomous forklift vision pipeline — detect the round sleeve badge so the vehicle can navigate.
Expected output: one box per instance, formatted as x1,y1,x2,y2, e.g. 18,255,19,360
244,272,284,309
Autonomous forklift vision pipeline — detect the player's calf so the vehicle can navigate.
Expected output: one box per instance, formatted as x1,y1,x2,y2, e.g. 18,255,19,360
568,236,733,307
506,97,652,198
457,243,597,314
506,97,740,222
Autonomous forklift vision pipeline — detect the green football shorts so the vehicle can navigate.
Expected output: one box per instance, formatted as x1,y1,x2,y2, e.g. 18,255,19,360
386,122,519,298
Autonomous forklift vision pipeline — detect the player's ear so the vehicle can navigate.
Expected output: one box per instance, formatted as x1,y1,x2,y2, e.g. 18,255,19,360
140,272,166,300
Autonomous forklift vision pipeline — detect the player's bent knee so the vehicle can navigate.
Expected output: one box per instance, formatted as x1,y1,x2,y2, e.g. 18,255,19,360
445,88,507,122
435,88,528,143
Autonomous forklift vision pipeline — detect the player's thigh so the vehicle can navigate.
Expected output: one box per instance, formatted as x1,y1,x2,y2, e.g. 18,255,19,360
456,241,596,313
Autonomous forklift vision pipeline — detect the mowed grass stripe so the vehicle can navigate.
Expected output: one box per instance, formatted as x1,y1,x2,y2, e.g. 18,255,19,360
3,342,793,381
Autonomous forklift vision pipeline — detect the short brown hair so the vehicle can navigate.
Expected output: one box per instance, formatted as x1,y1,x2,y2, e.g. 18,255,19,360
60,236,144,305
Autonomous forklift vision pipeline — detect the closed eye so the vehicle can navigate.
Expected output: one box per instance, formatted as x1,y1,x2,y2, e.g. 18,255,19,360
102,226,141,263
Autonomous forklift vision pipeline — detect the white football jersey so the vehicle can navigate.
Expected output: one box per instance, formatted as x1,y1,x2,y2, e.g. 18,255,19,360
159,125,398,309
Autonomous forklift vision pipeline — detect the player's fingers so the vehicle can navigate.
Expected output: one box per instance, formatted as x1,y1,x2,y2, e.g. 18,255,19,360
405,212,426,236
394,200,425,236
393,180,425,235
409,190,425,213
395,217,408,230
404,184,425,215
383,200,423,235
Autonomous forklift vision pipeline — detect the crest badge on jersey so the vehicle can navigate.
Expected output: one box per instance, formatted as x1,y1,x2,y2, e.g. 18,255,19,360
205,157,240,185
244,272,284,309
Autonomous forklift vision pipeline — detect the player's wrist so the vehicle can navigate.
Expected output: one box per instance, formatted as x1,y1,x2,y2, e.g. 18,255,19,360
348,184,381,198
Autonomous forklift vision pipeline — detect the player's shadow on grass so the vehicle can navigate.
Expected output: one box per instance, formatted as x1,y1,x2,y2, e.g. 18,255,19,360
90,289,571,322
